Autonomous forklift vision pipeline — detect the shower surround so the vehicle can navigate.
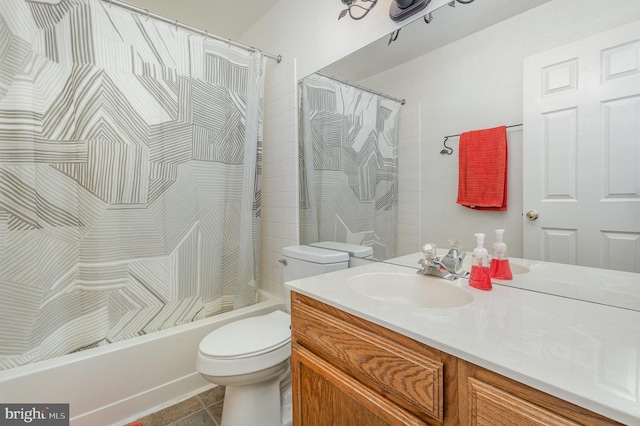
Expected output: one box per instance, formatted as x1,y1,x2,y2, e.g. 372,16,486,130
0,0,266,370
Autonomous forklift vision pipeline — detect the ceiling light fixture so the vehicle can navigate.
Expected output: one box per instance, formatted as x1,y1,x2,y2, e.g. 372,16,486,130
339,0,378,20
389,0,431,22
388,0,476,44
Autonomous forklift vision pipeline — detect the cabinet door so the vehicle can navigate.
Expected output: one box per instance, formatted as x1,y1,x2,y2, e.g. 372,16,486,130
292,344,428,426
459,361,622,426
466,377,580,426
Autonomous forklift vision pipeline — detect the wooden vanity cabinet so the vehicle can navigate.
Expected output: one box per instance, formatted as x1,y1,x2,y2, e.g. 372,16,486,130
290,291,622,426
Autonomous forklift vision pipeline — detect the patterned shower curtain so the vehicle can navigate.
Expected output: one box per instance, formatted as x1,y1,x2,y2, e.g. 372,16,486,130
298,73,401,260
0,0,265,370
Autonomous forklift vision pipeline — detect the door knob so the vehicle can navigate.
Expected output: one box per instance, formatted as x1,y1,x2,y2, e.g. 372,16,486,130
525,210,539,220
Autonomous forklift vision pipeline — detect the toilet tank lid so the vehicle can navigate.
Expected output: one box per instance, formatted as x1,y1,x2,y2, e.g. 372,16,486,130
282,245,348,263
309,241,373,258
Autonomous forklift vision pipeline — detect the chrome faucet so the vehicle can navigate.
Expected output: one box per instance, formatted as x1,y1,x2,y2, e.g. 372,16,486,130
417,242,469,280
440,239,468,277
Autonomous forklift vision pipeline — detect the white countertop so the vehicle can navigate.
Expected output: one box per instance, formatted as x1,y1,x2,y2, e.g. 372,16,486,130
285,253,640,425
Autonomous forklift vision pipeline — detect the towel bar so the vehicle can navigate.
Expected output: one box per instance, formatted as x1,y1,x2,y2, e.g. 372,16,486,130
440,123,523,155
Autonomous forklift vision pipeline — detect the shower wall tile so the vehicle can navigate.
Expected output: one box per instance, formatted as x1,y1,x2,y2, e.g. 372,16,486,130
397,103,422,256
260,59,299,299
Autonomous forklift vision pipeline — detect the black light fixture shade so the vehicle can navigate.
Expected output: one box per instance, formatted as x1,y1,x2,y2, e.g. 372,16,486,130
389,0,431,22
339,0,378,20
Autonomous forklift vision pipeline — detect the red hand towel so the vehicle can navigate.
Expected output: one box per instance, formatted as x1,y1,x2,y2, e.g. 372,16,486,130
456,125,507,211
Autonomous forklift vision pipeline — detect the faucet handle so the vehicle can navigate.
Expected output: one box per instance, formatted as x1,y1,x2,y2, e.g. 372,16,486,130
421,243,438,260
448,239,464,251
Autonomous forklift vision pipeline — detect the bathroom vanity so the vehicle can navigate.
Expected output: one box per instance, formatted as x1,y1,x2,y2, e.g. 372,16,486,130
285,255,640,425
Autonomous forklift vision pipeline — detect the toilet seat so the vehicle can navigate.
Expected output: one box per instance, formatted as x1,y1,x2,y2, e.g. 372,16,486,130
196,310,292,378
199,310,291,359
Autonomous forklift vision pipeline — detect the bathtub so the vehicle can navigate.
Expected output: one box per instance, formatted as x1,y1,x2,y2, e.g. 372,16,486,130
0,291,285,426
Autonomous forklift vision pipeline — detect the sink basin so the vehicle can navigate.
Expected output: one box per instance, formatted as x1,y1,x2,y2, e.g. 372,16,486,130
347,272,474,308
510,263,529,274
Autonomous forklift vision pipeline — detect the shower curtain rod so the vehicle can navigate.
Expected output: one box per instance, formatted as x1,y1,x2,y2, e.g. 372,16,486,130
102,0,282,63
316,72,406,105
442,123,523,140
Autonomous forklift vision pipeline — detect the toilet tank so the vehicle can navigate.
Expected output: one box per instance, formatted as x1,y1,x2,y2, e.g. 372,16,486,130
282,245,349,282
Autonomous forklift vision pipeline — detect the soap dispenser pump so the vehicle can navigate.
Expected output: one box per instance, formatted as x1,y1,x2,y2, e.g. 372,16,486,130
489,228,513,280
469,233,492,291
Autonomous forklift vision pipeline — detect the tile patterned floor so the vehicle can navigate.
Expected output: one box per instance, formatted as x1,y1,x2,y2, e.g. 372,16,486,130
128,386,225,426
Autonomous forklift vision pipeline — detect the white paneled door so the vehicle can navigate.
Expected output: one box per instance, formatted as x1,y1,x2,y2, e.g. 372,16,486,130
523,21,640,272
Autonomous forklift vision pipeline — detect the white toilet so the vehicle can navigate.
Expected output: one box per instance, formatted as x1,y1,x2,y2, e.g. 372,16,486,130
195,245,353,426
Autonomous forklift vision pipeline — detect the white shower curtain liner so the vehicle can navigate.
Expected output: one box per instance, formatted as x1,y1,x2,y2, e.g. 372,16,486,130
0,0,266,370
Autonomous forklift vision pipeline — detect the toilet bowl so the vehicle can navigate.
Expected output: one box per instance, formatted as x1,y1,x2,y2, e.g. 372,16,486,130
196,245,360,426
196,311,292,426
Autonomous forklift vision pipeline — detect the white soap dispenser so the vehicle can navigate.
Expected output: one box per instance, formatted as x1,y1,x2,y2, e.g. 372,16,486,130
489,228,512,280
469,233,492,290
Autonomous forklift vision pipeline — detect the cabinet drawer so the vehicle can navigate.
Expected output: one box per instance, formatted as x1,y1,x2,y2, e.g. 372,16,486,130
291,292,444,422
